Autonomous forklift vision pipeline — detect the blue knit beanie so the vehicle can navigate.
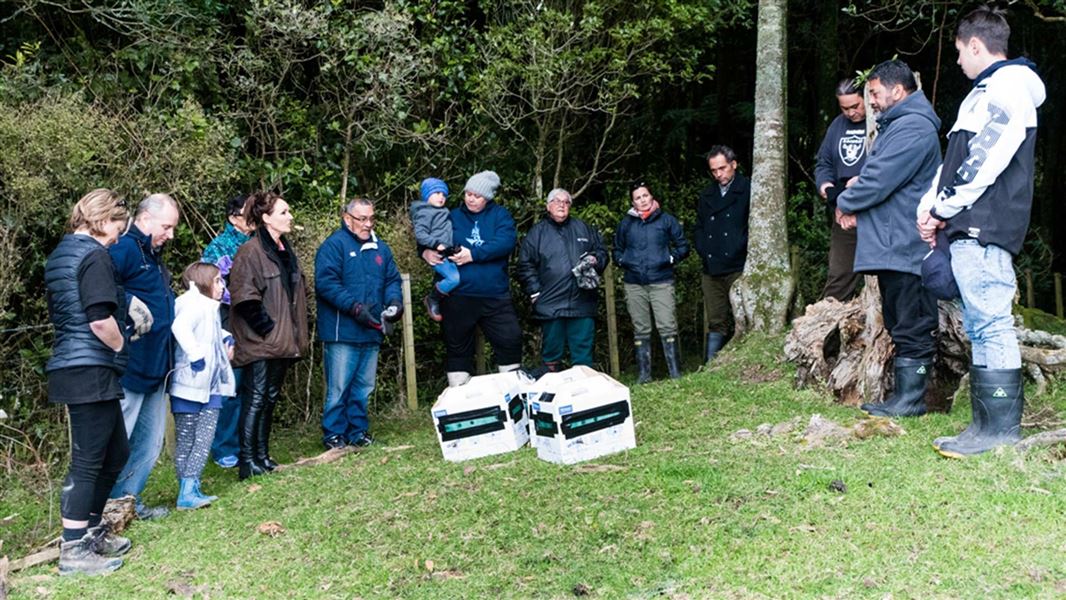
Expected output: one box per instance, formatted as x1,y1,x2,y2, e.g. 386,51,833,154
463,171,501,201
420,178,449,203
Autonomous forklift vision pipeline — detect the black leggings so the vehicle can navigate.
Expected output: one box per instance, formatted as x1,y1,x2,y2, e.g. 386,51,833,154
62,399,130,522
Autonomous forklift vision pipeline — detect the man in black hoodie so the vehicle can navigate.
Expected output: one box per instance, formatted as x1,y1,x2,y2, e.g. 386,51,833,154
836,60,942,419
815,78,867,302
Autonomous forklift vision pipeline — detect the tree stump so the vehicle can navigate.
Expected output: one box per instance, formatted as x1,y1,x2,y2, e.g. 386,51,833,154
784,276,1066,410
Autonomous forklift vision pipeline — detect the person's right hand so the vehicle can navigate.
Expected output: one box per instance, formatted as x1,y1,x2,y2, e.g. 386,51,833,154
819,182,833,199
421,248,443,266
352,303,383,331
836,209,857,230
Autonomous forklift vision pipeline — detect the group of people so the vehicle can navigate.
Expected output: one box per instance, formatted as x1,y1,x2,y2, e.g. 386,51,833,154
815,7,1045,459
43,3,1042,579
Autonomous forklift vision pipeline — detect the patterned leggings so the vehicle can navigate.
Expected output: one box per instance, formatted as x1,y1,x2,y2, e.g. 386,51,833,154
174,409,220,479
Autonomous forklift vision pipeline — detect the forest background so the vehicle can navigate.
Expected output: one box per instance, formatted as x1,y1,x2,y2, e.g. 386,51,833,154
0,0,1064,466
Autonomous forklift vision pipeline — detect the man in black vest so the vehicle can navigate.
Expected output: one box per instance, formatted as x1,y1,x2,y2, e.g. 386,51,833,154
694,145,750,363
815,77,867,301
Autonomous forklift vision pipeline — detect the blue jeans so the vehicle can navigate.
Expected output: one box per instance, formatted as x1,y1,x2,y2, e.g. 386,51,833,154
110,382,167,500
951,240,1021,369
434,261,461,294
322,343,379,443
210,366,244,460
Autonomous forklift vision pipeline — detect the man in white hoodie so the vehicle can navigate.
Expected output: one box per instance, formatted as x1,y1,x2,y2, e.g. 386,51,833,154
917,5,1046,457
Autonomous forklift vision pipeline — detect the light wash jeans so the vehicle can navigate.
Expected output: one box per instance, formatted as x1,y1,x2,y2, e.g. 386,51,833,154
322,342,380,443
110,382,168,500
950,239,1021,369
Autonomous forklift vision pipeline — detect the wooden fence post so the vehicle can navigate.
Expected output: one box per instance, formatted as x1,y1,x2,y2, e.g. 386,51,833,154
163,410,175,459
605,263,620,379
1055,272,1063,319
400,273,418,410
1025,269,1035,308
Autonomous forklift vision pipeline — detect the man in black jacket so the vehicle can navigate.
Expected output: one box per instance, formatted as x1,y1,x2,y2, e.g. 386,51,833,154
693,145,750,363
815,78,867,301
516,188,608,371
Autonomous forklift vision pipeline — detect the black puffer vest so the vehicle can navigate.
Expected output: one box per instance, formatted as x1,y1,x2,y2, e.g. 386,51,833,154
45,234,128,373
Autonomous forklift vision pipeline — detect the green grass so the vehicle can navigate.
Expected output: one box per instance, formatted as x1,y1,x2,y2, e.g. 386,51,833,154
6,333,1066,598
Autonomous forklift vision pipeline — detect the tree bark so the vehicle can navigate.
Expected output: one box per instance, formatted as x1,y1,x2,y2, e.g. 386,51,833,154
731,0,794,335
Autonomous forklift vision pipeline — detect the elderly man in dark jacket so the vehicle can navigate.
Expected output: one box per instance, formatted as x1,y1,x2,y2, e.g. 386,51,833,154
517,188,608,371
836,59,942,419
613,181,690,382
693,145,750,364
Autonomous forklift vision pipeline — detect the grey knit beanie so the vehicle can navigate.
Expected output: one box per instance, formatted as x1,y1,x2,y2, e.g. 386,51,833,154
464,170,501,200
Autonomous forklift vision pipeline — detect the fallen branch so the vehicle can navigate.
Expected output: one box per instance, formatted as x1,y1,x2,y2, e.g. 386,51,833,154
1015,428,1066,453
1,541,9,600
273,446,359,472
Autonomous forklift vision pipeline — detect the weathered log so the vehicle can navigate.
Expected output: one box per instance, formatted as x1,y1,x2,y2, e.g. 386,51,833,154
273,446,360,472
785,277,1065,409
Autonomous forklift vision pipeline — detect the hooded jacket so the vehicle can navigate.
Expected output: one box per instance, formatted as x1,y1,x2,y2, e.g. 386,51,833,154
449,200,517,298
694,172,750,276
836,90,942,276
613,206,689,285
315,223,403,345
169,284,236,403
109,224,175,392
918,59,1046,256
516,215,608,321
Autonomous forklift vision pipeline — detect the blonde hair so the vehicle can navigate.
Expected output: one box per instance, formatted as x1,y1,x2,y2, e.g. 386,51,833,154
68,188,129,235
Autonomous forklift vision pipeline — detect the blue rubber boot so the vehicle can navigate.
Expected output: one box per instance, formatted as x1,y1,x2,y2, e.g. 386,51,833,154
176,478,211,511
194,478,218,503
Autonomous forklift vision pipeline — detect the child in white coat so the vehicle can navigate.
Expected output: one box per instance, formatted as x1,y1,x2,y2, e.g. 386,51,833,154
170,262,236,510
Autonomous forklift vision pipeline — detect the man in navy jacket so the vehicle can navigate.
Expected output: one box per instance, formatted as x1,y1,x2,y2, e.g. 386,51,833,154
836,60,942,419
315,198,403,449
108,193,179,520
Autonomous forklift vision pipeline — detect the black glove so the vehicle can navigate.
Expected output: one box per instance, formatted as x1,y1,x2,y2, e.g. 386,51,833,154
351,303,382,331
825,185,842,204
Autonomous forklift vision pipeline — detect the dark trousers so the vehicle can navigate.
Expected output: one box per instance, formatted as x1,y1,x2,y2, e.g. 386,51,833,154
701,272,740,335
541,317,595,367
822,219,859,301
440,295,523,373
876,270,938,360
62,400,130,522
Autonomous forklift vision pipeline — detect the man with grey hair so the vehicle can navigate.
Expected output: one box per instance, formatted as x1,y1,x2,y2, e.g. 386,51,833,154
315,197,403,449
108,193,180,519
516,188,608,371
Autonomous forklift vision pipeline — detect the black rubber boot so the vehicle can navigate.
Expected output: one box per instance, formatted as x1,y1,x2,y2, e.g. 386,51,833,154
424,285,444,322
705,332,725,364
635,337,652,384
936,367,1024,458
932,366,984,451
662,336,682,379
861,356,930,417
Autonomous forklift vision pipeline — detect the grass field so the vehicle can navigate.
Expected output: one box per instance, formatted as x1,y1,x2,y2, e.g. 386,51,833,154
5,333,1066,598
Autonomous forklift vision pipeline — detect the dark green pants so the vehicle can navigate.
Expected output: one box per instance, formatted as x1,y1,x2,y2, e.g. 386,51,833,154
541,317,595,366
701,272,740,336
822,218,859,301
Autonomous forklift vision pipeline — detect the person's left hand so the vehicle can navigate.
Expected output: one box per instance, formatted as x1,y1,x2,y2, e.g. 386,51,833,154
382,304,403,323
836,209,857,230
450,247,473,266
917,210,944,245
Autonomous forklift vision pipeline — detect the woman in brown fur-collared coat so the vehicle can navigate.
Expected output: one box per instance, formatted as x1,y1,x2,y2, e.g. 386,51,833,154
228,191,309,480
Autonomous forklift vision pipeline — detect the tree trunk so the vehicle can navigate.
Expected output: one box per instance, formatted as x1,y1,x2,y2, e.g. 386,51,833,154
731,0,794,335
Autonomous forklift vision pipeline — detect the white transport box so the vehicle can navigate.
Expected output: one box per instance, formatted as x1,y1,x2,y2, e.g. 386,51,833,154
527,366,635,464
431,371,532,462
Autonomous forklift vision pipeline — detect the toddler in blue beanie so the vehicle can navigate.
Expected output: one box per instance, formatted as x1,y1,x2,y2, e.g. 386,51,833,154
410,178,461,321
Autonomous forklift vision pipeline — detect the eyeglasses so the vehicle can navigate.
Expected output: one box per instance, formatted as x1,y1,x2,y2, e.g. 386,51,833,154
548,197,572,206
346,212,374,224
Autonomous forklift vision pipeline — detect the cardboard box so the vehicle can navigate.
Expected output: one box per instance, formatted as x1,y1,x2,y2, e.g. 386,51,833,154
431,371,531,462
527,366,635,464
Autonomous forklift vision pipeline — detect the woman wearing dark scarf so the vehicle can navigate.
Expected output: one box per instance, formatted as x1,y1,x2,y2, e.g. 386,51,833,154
228,191,309,479
612,181,689,383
